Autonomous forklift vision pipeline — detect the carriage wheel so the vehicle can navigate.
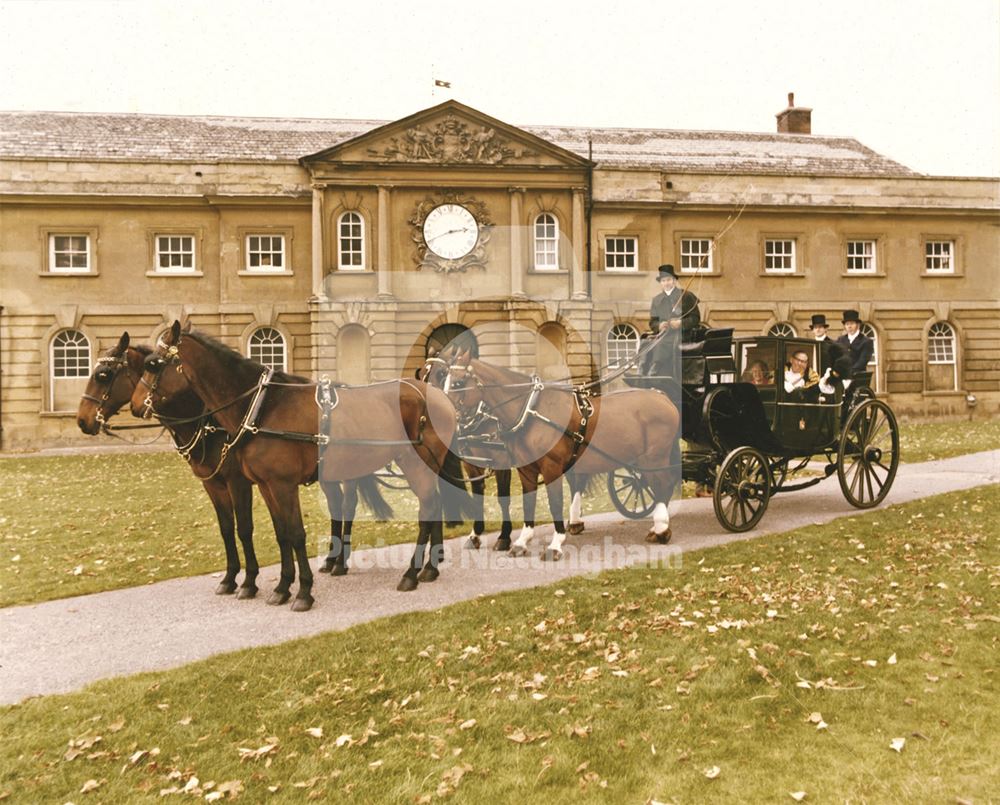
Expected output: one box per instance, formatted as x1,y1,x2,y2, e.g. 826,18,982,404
713,447,772,533
837,399,899,508
607,468,656,520
770,458,789,491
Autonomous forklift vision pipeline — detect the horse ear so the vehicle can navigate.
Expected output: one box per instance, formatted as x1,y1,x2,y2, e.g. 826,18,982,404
180,319,193,334
117,331,130,352
169,320,181,343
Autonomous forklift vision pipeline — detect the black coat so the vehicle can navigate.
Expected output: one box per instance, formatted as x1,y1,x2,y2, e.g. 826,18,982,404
836,332,874,374
649,288,701,337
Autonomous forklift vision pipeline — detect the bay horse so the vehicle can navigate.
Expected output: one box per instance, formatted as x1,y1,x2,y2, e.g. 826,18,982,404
437,347,680,559
420,356,515,552
131,321,465,609
78,332,390,599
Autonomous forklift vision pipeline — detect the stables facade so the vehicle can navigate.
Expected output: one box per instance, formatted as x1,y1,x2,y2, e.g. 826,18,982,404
1,98,997,449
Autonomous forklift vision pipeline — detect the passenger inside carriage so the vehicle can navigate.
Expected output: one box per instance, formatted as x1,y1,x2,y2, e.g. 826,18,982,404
742,359,772,386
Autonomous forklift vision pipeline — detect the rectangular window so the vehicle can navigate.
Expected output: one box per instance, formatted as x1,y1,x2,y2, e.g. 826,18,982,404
846,240,877,274
49,235,90,273
246,234,285,271
764,239,796,273
155,235,196,272
338,213,365,270
604,237,637,272
680,238,713,273
925,240,954,273
534,215,559,270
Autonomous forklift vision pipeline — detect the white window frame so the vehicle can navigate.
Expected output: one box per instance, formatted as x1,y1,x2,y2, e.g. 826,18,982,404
337,211,366,271
767,322,797,338
846,240,877,274
154,234,197,273
924,240,955,274
764,239,796,274
50,329,91,410
48,234,91,273
604,236,638,273
247,327,287,372
606,323,640,369
245,234,286,273
680,238,714,274
533,213,560,271
927,321,957,391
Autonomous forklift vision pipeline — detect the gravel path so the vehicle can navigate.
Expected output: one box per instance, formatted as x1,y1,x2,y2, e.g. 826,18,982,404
1,450,996,705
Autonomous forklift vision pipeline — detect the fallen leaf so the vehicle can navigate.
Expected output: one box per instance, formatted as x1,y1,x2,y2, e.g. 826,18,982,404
890,738,906,753
888,653,898,665
305,727,323,738
80,778,101,793
459,719,477,730
790,792,807,801
704,766,721,779
334,734,353,748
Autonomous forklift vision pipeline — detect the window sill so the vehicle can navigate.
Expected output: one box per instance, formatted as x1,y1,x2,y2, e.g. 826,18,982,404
39,410,78,418
841,271,886,278
921,271,963,278
39,271,99,277
146,270,204,278
600,269,643,276
758,271,805,278
238,270,294,277
329,270,374,276
528,268,569,275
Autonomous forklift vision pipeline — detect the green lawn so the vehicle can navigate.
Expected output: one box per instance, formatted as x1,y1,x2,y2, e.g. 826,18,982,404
1,416,997,608
2,485,996,803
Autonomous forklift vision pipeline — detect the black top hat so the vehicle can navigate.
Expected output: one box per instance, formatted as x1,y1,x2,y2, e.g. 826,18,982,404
656,264,678,280
810,314,829,328
842,309,862,324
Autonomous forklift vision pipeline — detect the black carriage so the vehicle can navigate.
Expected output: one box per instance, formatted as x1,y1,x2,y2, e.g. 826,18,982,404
610,329,899,532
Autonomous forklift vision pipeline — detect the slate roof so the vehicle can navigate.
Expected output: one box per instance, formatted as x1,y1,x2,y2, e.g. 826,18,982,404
0,110,920,177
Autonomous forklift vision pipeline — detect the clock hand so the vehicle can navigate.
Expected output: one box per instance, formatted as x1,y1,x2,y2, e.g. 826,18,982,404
428,227,471,242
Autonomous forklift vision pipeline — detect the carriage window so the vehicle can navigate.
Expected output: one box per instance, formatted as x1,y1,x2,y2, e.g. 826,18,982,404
533,213,560,271
607,323,640,369
50,329,91,410
246,234,285,272
604,237,637,272
337,212,366,271
680,238,713,273
764,239,796,273
248,327,287,372
740,343,775,386
155,235,196,272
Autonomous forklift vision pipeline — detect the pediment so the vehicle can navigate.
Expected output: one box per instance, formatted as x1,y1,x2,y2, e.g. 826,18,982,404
301,100,591,169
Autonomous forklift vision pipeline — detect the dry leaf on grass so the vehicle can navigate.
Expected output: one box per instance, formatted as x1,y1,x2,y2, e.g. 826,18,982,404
890,737,906,753
703,766,721,779
305,727,323,738
790,791,807,801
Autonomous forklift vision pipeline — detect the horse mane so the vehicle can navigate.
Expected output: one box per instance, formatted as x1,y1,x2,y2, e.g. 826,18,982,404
185,330,311,384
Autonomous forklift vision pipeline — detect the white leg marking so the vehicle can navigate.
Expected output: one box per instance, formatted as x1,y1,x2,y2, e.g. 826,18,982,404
510,524,534,556
546,531,566,558
464,530,481,550
569,492,583,526
653,502,670,535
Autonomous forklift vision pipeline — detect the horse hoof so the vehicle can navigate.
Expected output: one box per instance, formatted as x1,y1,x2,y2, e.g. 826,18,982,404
317,561,334,574
397,576,419,592
417,566,440,583
646,528,671,545
237,585,258,600
291,595,314,612
267,590,291,606
493,538,511,552
215,581,237,595
543,549,563,562
508,545,527,558
465,536,482,550
331,563,349,577
567,522,585,535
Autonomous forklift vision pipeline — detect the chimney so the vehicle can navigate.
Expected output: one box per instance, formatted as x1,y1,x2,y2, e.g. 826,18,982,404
776,91,812,134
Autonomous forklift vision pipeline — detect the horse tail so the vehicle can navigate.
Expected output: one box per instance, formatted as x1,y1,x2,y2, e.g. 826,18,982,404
356,475,394,521
571,472,601,498
439,438,476,523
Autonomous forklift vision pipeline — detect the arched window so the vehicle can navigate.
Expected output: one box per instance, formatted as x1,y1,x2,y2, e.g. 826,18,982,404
768,322,797,338
927,322,957,391
337,325,370,385
426,324,478,359
50,329,91,410
607,323,640,369
533,213,559,271
860,323,881,392
248,327,287,372
337,211,366,271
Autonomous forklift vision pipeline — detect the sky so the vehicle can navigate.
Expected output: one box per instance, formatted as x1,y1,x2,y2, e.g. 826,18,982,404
1,0,998,177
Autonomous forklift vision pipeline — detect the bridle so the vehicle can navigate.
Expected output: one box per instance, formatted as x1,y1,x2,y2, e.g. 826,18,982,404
137,340,182,419
81,352,130,430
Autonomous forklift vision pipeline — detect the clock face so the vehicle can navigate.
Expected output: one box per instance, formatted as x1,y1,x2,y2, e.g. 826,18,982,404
422,204,479,260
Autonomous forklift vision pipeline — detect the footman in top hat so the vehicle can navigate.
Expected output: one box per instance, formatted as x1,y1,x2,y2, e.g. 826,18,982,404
836,309,874,375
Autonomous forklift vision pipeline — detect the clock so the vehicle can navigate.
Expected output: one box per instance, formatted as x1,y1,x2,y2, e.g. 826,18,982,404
422,203,479,260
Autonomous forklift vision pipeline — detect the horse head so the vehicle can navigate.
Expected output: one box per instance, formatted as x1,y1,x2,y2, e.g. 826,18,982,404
131,320,190,419
77,331,138,434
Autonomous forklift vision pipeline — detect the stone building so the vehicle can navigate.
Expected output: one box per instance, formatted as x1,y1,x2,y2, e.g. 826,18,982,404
1,98,997,449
